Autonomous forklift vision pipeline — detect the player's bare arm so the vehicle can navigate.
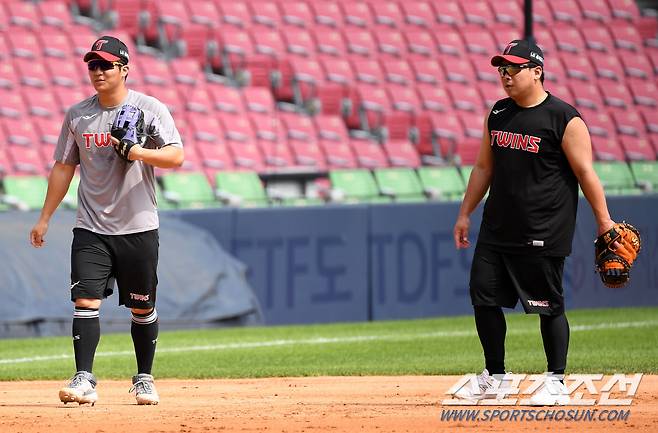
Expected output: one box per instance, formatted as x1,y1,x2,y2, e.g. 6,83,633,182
128,143,184,168
561,116,615,235
30,162,76,248
454,113,494,249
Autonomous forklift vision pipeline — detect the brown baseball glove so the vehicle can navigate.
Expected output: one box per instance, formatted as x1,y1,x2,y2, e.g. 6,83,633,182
594,222,641,288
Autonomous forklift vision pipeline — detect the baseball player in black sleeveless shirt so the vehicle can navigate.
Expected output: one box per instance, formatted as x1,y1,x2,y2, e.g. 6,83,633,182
453,40,617,405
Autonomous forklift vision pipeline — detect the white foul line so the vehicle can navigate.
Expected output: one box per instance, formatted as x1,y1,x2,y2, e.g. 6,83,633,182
1,319,656,365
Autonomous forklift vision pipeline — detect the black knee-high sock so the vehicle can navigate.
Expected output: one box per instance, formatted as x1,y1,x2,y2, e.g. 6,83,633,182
540,313,570,375
131,309,159,375
72,307,100,373
474,305,507,374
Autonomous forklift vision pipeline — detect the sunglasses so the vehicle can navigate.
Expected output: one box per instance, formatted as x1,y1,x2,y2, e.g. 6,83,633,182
497,63,538,77
87,59,124,71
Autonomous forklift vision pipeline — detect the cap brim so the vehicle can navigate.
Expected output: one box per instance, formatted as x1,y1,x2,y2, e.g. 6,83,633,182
84,51,121,62
491,54,531,66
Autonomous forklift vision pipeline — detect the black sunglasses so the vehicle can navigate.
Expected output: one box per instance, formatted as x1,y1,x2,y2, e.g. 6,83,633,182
497,63,538,77
87,59,124,71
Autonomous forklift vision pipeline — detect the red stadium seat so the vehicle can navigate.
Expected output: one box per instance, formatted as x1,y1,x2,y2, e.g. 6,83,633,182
343,28,377,58
599,82,634,109
460,28,497,57
569,81,605,110
549,0,583,26
184,85,212,113
170,57,204,86
400,1,435,29
404,29,436,59
608,0,641,22
250,1,282,29
351,138,389,169
228,140,266,171
0,87,26,117
489,0,523,28
6,29,40,58
188,114,225,142
609,25,644,51
411,59,444,85
243,87,276,114
2,116,39,146
576,0,611,23
341,2,374,28
186,0,221,29
311,2,344,28
206,83,246,113
283,28,316,58
217,1,251,29
320,139,358,169
583,24,615,52
383,139,421,167
531,0,555,27
197,140,235,171
461,1,495,27
619,135,655,161
280,1,314,29
628,80,658,107
369,1,404,29
53,86,90,113
375,29,407,59
417,84,453,113
580,108,615,138
553,27,587,53
34,116,62,145
382,59,415,86
7,144,46,175
220,112,257,143
620,53,654,80
314,30,347,58
22,87,58,118
433,1,465,28
37,0,73,28
594,52,627,82
5,1,39,29
440,56,476,84
436,29,464,57
610,109,647,137
315,115,350,143
591,135,625,161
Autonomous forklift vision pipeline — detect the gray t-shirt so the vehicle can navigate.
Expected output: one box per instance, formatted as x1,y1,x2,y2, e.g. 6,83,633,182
55,89,183,235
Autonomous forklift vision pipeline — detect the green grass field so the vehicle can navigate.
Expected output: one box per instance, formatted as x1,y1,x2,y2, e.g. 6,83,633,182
1,307,657,381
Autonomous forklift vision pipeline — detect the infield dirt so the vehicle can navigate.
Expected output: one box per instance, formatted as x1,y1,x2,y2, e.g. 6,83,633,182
1,375,656,432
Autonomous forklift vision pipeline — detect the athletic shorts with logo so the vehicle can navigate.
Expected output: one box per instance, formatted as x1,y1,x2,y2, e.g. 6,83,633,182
70,228,159,309
469,244,565,316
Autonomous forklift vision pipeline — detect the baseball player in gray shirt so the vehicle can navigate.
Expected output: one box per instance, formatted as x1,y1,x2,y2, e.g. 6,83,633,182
29,36,184,406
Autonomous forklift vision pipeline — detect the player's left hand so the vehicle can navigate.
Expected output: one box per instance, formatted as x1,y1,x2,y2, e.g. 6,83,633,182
110,136,141,161
454,215,471,249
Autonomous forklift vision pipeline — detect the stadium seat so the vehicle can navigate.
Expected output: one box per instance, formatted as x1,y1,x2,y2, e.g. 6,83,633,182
37,0,74,28
374,167,425,202
609,25,644,51
630,161,658,191
434,2,465,27
314,29,347,59
554,27,587,53
404,29,436,59
375,29,407,59
400,1,434,29
619,135,655,161
369,1,404,28
186,0,221,29
461,1,495,27
5,1,39,29
351,138,389,169
280,1,314,29
416,166,465,201
227,140,266,172
329,169,388,203
341,2,374,28
196,140,235,171
620,53,654,80
160,172,220,208
576,0,612,23
215,171,269,207
217,1,251,28
310,1,343,28
549,0,583,26
593,161,643,195
2,174,48,210
382,140,421,167
320,138,358,169
591,135,625,161
490,0,523,28
583,25,615,52
608,0,641,22
250,1,282,29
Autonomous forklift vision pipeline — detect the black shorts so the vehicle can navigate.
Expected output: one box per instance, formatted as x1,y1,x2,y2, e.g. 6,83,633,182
469,244,565,315
70,228,159,309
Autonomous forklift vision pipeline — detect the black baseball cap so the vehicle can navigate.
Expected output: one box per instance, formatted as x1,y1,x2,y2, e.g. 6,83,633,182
83,36,130,64
491,39,544,67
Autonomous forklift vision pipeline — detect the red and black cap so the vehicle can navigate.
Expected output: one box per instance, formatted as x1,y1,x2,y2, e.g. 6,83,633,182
491,39,544,67
83,36,130,64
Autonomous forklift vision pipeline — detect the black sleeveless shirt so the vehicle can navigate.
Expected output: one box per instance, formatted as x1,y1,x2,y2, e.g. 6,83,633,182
478,93,581,256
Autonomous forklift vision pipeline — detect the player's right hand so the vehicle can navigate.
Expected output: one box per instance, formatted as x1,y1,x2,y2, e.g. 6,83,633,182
30,220,48,248
454,215,471,249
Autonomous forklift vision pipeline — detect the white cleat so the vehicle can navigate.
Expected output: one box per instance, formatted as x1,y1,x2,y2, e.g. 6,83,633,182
528,373,570,406
454,369,513,402
59,371,98,406
130,373,160,405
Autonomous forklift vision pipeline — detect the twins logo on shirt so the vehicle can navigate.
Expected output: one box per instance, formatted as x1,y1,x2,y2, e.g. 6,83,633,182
82,132,113,149
490,130,541,154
